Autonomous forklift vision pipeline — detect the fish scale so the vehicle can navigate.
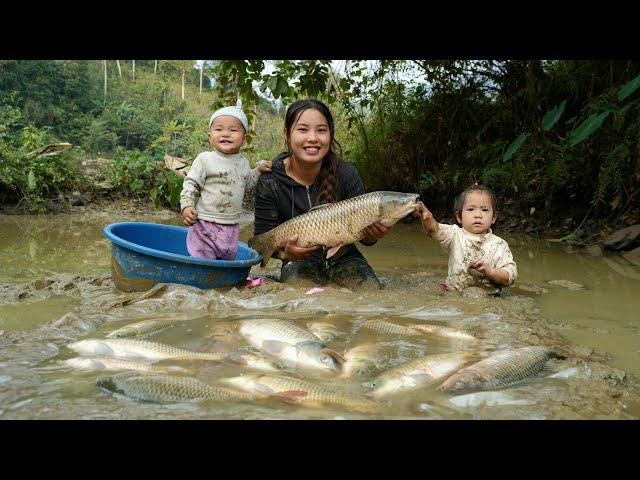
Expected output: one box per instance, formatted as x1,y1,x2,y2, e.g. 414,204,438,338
97,373,253,403
63,356,189,374
249,191,420,266
438,346,562,393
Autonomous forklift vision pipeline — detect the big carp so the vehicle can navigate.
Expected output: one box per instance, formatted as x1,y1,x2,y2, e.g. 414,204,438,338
238,319,344,373
97,373,253,403
220,373,379,413
438,346,564,393
248,191,420,266
68,338,227,362
366,351,477,398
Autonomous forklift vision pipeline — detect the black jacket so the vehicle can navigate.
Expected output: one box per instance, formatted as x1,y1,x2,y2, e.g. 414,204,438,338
253,152,369,260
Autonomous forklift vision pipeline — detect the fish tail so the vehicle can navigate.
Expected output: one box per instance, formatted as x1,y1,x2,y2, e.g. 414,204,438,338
248,232,277,268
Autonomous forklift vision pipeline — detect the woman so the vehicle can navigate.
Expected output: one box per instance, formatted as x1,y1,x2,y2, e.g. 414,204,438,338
253,99,391,290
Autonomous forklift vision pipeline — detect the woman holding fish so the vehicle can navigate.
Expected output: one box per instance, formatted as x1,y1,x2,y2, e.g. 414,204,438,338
252,99,417,290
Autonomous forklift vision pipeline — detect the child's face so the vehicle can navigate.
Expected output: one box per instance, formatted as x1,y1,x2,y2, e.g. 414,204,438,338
285,108,331,165
456,191,497,234
209,116,247,154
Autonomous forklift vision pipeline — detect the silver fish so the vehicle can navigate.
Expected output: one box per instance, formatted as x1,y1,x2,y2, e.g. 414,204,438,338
225,351,284,372
68,338,227,362
238,319,344,373
366,352,477,398
97,373,253,403
106,319,178,338
406,324,478,341
63,357,189,374
361,319,423,336
341,343,391,379
221,373,379,413
438,346,563,393
306,321,344,344
249,191,420,266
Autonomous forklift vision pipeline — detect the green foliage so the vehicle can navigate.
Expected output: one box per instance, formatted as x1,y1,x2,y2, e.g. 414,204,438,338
567,112,610,146
618,72,640,101
541,99,567,131
503,133,530,162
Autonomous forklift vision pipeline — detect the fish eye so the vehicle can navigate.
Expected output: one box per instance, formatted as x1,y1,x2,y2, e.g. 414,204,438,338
321,354,333,364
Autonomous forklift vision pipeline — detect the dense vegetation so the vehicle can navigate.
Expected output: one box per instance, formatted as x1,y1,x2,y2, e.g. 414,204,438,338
1,59,639,237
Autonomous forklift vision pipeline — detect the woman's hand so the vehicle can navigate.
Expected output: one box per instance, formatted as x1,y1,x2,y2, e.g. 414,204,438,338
281,234,320,261
361,221,390,245
182,206,198,226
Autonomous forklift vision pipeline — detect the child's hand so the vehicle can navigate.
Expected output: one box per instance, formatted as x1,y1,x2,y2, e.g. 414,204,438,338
182,207,198,226
413,201,437,234
468,259,493,277
257,160,272,173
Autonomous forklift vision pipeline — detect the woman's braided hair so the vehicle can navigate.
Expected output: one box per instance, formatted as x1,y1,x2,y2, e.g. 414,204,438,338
284,99,342,205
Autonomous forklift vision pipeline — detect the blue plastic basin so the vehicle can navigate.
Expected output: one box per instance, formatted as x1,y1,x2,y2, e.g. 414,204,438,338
103,222,262,291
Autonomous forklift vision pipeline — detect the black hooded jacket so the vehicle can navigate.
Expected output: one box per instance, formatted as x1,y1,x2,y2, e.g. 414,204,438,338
253,152,370,260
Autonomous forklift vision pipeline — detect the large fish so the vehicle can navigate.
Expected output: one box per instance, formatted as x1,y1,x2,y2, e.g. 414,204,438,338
63,357,189,374
366,351,477,398
249,191,420,266
220,373,379,413
438,346,564,393
238,319,344,373
68,338,227,362
97,373,254,403
341,343,391,379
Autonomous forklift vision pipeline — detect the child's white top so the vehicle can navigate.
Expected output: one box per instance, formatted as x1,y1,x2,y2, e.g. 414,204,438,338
432,223,517,293
179,150,260,224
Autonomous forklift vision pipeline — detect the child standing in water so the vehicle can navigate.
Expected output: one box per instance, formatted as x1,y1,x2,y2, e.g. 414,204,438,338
180,101,271,260
414,184,517,294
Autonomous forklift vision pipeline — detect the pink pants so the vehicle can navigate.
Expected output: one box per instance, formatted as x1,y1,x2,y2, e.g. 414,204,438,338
186,220,239,260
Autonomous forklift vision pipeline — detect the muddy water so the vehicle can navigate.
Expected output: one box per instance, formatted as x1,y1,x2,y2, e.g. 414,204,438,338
0,212,638,419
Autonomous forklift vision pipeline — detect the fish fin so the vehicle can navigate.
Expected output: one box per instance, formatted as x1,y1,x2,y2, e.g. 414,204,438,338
225,352,248,366
308,204,331,212
322,348,346,365
247,232,277,268
325,245,344,259
262,340,295,356
272,390,308,403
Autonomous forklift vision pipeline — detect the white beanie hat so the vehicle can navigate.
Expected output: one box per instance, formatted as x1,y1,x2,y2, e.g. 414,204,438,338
208,99,248,132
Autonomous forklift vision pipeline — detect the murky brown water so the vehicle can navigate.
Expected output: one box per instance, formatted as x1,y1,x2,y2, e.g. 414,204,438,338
0,212,638,419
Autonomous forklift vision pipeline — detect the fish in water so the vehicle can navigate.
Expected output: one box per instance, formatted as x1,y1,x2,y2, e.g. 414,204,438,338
306,321,344,344
63,357,190,374
248,191,420,266
438,346,564,393
224,350,284,372
406,324,478,341
365,351,477,399
238,319,344,373
106,319,178,338
360,319,423,336
220,373,379,413
67,338,227,362
341,343,391,379
97,373,254,403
